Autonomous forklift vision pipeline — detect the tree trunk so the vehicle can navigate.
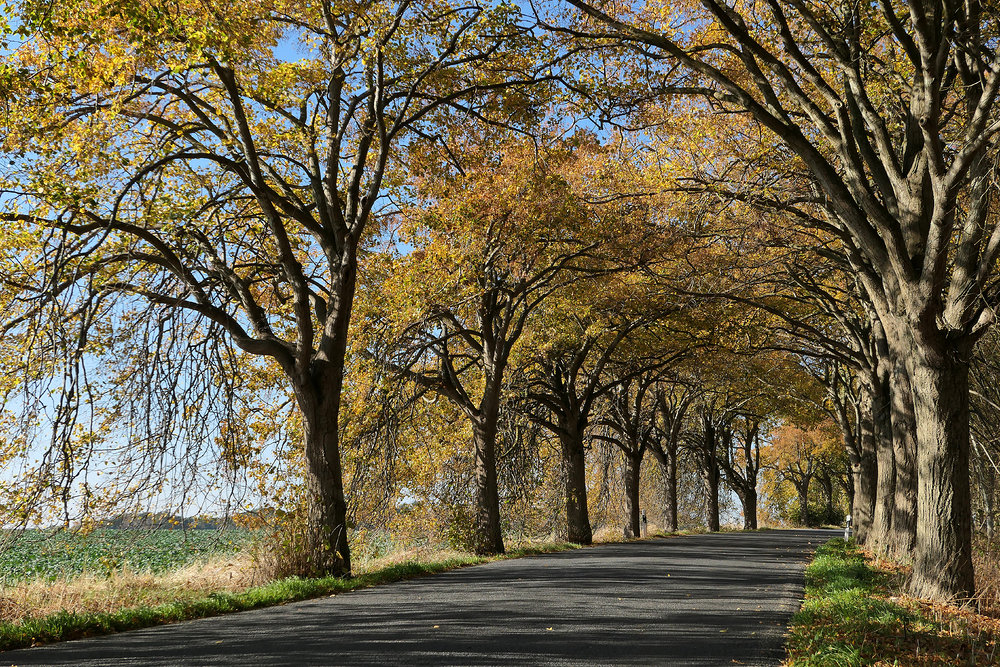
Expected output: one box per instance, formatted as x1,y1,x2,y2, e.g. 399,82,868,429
727,477,757,530
853,405,878,543
819,472,834,520
907,342,975,601
701,421,720,532
558,420,592,545
704,464,720,532
742,487,758,530
624,450,643,537
648,439,678,532
796,481,810,527
665,441,678,532
838,473,855,514
301,396,352,577
871,373,896,554
296,260,357,578
871,433,895,548
889,354,917,558
472,388,504,555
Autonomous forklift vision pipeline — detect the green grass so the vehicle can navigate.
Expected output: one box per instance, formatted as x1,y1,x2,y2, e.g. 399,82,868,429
0,529,253,582
784,538,1000,666
785,538,918,666
0,541,578,652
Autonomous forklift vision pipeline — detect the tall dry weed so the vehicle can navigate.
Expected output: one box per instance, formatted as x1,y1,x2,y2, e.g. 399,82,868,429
974,533,1000,616
0,556,258,624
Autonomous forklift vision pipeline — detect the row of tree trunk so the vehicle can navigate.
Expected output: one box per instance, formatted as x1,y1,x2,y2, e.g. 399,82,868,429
826,320,957,583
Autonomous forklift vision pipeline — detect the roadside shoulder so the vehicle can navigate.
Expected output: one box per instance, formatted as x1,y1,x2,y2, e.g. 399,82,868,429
784,538,999,666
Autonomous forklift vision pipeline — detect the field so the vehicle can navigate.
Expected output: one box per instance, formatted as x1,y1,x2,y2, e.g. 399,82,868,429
0,529,255,583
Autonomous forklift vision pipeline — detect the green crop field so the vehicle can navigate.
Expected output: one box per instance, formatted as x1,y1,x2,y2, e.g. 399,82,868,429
0,529,256,582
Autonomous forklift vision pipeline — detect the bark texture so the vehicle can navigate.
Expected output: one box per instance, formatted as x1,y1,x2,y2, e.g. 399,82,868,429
888,354,917,558
559,423,593,545
624,451,644,537
472,388,505,555
301,399,352,576
853,402,878,544
870,380,896,554
908,344,975,600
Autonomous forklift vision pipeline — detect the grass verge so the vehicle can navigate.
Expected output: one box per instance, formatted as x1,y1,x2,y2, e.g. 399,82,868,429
0,542,577,653
785,538,1000,666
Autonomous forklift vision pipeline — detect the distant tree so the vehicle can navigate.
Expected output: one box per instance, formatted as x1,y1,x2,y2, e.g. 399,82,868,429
647,381,696,533
719,414,763,530
378,139,614,554
521,315,643,545
765,423,843,526
594,374,658,538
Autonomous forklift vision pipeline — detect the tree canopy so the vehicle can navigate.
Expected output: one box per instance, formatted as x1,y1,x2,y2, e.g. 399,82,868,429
1,0,999,605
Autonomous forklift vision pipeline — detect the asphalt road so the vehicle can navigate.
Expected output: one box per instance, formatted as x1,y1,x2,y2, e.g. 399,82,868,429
4,528,835,666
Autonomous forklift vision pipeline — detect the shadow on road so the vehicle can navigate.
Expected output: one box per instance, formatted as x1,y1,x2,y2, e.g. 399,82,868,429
4,528,835,666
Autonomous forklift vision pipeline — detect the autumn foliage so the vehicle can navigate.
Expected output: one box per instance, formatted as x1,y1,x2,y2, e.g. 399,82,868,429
0,2,999,638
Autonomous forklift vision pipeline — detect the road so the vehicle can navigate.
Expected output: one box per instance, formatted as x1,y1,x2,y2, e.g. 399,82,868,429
4,529,834,666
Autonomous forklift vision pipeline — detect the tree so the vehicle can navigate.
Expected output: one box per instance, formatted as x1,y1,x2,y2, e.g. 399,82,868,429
521,314,642,544
562,0,1000,600
719,414,763,530
688,401,725,532
647,380,695,532
513,137,684,545
815,443,851,526
521,286,693,542
824,363,877,542
378,138,610,554
766,422,843,526
1,0,545,574
594,374,657,538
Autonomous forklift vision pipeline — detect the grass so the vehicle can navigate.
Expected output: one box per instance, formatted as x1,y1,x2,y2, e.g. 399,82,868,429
0,529,254,582
973,534,1000,617
785,538,1000,666
0,555,264,624
0,541,578,652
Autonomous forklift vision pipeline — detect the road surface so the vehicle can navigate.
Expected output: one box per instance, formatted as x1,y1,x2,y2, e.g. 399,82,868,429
4,529,835,666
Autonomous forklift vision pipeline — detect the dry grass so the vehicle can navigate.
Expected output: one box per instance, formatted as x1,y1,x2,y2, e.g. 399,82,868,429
973,534,1000,617
889,596,1000,666
590,525,633,543
0,543,489,626
354,546,471,573
0,556,260,624
866,543,1000,666
589,521,699,543
0,526,811,634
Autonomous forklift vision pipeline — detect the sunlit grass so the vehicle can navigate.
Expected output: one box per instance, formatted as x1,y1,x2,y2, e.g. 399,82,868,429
785,538,1000,666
